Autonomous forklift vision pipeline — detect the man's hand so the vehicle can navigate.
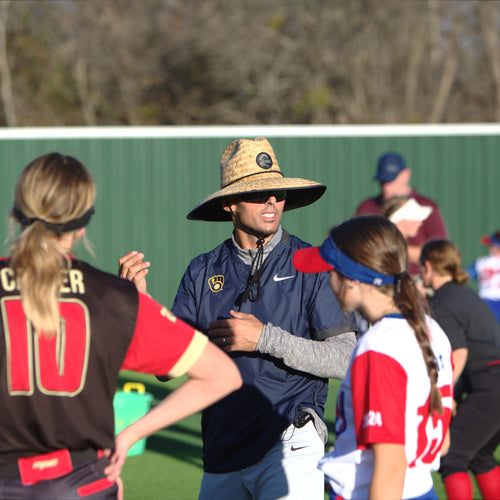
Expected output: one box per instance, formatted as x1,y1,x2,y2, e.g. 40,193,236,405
118,251,150,294
208,310,263,352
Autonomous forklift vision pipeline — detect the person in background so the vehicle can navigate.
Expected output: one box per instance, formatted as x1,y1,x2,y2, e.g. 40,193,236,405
382,196,433,241
293,215,453,500
420,240,500,500
0,153,241,500
119,137,358,500
355,151,448,275
381,196,433,277
466,231,500,324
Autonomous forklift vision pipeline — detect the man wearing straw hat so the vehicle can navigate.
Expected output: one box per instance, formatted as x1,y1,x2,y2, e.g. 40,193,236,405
119,137,357,499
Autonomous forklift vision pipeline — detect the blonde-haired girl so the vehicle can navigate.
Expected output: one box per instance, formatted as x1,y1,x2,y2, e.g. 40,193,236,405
0,153,241,499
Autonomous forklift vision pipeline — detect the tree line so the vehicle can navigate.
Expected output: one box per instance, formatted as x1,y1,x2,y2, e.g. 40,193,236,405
0,0,499,127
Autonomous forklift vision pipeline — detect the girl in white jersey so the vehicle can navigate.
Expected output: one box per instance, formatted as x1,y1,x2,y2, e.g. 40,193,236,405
466,231,500,324
293,215,454,500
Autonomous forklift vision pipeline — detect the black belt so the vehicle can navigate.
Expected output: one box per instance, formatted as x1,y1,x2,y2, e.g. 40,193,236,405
0,449,98,480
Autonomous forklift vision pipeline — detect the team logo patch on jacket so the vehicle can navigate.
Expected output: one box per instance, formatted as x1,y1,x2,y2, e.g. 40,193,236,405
208,275,224,292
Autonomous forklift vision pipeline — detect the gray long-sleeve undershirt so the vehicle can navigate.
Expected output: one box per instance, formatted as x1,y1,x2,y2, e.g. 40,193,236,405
256,323,356,379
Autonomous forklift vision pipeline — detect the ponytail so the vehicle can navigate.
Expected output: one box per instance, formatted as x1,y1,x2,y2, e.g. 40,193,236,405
394,272,443,415
9,153,96,337
10,223,68,336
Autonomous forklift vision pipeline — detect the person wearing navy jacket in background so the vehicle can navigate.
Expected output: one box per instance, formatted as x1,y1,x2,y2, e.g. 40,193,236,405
119,137,357,500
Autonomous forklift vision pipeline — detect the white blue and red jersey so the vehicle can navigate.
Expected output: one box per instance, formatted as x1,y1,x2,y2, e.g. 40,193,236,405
467,254,500,301
319,315,453,500
467,254,500,324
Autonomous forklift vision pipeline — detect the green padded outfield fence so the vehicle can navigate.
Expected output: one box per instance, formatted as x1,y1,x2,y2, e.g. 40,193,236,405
0,124,498,305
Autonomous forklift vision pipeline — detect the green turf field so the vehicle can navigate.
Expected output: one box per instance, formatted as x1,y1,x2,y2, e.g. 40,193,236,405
117,371,493,500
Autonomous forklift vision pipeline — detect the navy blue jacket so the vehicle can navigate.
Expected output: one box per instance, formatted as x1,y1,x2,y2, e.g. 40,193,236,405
172,230,353,472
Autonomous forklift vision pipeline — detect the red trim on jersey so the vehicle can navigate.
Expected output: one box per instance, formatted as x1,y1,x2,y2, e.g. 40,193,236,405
77,478,115,497
351,351,407,448
440,383,453,399
121,292,196,375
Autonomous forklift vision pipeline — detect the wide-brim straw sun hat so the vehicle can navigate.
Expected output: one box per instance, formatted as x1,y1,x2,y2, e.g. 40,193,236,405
187,137,326,221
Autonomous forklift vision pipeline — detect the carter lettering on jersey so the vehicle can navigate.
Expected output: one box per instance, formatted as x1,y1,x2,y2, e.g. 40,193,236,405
0,267,17,292
0,267,85,295
161,306,177,323
60,270,85,294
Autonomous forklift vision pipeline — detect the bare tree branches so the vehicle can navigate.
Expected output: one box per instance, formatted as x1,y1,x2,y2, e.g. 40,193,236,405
1,0,500,126
429,38,458,124
0,1,16,126
480,4,500,122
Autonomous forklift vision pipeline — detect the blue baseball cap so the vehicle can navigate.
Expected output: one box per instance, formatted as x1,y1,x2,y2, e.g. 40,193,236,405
374,152,407,183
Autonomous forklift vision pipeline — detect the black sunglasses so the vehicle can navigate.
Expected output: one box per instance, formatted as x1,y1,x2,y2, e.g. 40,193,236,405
240,190,287,204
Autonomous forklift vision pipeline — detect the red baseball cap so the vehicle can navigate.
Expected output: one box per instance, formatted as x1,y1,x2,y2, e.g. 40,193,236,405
481,234,500,246
293,235,396,286
292,246,333,273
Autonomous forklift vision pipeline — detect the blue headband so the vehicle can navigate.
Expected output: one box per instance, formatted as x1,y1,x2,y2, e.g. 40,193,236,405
319,235,396,286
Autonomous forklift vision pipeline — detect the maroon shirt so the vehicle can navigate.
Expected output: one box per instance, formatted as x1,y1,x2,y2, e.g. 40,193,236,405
355,190,448,274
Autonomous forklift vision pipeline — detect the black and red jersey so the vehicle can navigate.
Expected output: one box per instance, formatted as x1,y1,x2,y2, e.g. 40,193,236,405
0,257,206,464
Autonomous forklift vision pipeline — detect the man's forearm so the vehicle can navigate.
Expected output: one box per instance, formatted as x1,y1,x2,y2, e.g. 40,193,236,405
256,323,356,379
